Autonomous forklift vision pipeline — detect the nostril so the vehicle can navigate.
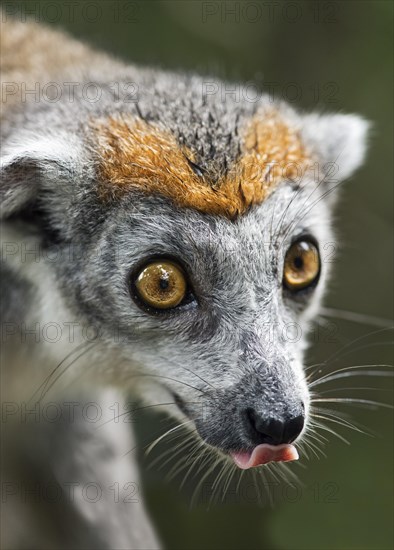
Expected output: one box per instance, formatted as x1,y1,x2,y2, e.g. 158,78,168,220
283,414,305,443
245,408,285,445
245,408,305,446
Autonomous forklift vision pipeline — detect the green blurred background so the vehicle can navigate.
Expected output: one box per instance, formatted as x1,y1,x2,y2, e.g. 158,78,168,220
3,1,393,548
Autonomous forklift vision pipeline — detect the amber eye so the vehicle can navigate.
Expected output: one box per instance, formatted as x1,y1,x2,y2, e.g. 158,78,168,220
283,240,320,291
134,261,187,310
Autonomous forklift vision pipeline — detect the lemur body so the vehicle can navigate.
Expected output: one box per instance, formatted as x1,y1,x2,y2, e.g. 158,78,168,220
1,16,368,550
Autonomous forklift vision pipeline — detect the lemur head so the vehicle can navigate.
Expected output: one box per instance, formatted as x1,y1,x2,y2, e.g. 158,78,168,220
1,69,369,467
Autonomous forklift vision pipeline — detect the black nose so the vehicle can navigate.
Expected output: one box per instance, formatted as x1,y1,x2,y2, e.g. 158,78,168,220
245,408,305,445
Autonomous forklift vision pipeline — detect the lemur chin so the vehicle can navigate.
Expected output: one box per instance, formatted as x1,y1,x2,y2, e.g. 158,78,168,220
0,14,369,550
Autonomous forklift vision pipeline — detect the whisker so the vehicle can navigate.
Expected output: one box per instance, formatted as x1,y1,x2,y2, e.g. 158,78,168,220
309,364,393,388
210,461,232,507
317,387,392,395
29,340,97,403
310,405,374,435
311,397,393,409
145,419,195,456
191,454,222,508
177,447,206,481
177,365,217,391
221,463,237,503
153,434,200,475
322,327,393,366
327,341,394,364
273,181,309,247
95,402,179,430
179,440,208,489
276,462,302,486
309,420,351,445
277,164,332,249
122,418,195,460
37,341,98,402
126,373,209,397
296,440,311,461
147,432,196,468
301,446,313,461
163,438,201,478
311,412,372,437
279,174,345,249
304,428,328,447
303,437,326,459
320,307,393,329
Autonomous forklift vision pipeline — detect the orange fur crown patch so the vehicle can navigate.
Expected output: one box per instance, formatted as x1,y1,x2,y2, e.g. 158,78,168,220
90,110,310,219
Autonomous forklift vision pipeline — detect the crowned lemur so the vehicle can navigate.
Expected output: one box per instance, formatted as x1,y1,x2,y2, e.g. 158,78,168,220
0,15,369,550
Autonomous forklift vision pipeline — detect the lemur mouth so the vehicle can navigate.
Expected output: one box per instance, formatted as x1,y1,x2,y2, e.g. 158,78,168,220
170,391,299,469
230,443,299,469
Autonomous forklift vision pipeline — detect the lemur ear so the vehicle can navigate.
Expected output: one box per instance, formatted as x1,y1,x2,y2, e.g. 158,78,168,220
301,113,370,182
0,132,84,219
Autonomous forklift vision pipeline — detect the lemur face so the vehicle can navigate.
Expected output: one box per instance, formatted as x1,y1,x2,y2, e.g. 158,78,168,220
1,71,368,468
83,189,328,464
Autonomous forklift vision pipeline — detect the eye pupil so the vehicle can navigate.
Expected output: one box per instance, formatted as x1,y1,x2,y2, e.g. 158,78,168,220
159,277,169,290
294,256,303,269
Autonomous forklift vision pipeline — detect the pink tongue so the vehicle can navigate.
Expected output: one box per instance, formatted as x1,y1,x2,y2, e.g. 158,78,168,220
231,444,299,469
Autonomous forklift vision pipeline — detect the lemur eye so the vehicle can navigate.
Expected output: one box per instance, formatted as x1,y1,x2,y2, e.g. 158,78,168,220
134,261,187,310
283,239,320,291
